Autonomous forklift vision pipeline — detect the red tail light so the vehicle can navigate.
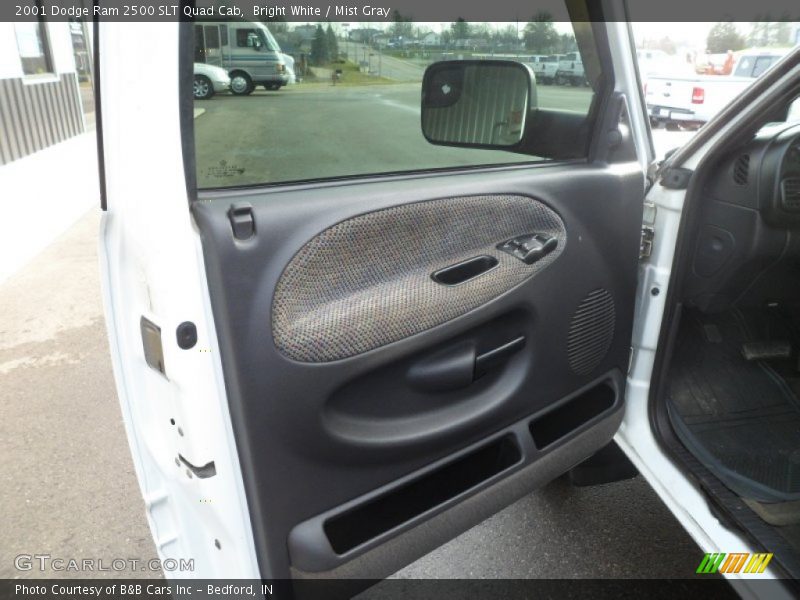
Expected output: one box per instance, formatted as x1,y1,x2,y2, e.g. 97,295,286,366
692,87,705,104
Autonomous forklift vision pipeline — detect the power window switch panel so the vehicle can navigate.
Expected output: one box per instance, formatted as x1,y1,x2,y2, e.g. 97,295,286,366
497,233,557,264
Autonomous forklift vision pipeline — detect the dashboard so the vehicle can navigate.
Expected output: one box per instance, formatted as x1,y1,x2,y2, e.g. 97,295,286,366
705,122,800,227
786,141,800,174
682,122,800,312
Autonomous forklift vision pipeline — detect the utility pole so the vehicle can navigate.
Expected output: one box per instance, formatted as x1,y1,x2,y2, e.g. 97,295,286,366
342,23,350,62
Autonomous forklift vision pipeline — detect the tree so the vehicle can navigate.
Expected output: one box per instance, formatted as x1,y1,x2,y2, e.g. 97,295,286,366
557,33,577,54
523,13,560,54
389,10,414,40
641,36,677,55
772,20,791,46
706,22,745,53
450,18,470,41
325,24,339,60
748,17,792,47
492,24,519,44
310,24,329,66
748,19,771,46
258,17,287,34
414,25,432,38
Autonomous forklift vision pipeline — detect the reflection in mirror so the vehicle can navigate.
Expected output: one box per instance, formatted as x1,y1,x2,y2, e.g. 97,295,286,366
421,61,535,148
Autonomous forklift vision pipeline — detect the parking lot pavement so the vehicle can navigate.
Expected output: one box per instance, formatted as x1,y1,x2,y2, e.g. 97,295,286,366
193,83,594,187
194,83,688,189
393,475,703,579
0,211,158,579
1,204,703,579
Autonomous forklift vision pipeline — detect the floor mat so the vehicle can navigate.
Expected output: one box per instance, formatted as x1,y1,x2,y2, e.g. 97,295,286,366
744,497,800,526
667,308,800,502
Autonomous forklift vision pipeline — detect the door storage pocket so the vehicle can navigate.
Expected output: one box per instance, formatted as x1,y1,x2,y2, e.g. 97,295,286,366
323,434,521,554
529,381,616,449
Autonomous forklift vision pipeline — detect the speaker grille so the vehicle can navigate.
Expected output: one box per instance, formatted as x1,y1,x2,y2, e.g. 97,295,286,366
567,289,616,375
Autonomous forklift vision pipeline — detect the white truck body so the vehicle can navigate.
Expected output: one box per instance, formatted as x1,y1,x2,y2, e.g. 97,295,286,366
645,49,788,127
555,51,586,85
528,54,561,84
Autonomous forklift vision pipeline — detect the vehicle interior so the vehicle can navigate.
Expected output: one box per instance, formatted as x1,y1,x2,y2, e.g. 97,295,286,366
655,91,800,579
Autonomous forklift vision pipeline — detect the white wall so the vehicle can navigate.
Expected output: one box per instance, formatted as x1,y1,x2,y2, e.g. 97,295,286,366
0,23,24,78
0,21,90,283
0,21,76,79
0,133,99,284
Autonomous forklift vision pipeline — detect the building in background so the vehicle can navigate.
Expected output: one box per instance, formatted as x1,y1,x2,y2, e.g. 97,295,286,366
0,17,97,283
0,19,92,165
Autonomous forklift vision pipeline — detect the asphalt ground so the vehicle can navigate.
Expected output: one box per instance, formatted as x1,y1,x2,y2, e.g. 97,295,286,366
193,83,594,188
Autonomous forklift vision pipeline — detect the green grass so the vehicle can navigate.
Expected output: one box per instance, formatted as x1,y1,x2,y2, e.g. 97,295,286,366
303,60,395,86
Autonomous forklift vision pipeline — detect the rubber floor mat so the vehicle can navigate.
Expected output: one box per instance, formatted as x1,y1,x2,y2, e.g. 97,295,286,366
667,309,800,502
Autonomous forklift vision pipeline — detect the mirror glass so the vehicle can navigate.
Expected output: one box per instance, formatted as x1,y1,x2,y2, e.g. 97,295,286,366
421,61,534,148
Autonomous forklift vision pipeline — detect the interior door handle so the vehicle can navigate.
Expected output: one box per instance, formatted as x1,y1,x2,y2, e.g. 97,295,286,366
432,255,499,286
407,336,526,392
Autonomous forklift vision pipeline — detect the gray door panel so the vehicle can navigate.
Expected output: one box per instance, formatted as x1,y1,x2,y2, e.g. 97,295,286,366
191,162,644,579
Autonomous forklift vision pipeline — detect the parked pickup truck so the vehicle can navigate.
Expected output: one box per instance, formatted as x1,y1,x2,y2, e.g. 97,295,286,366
645,49,788,129
555,52,587,86
528,54,561,84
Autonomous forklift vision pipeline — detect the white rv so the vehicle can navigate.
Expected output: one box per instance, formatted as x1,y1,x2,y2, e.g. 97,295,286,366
194,21,288,95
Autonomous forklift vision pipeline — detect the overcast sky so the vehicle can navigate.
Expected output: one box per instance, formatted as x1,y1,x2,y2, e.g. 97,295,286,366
631,22,716,48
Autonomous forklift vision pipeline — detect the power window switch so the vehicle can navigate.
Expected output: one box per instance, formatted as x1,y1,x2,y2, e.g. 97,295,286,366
497,233,557,264
519,235,557,264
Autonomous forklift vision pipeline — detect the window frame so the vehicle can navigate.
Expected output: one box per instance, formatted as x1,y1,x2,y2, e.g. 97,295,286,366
235,28,261,49
204,25,220,50
182,17,617,197
751,56,777,78
14,1,55,78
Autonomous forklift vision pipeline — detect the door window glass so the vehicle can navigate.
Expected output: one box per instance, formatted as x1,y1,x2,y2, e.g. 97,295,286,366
15,12,53,75
236,29,260,48
193,20,603,188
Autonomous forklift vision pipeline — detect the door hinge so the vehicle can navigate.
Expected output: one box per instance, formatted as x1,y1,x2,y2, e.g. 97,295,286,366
640,201,656,260
640,226,655,259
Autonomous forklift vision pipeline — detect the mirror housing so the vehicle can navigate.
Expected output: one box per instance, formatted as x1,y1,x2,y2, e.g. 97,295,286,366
421,60,536,149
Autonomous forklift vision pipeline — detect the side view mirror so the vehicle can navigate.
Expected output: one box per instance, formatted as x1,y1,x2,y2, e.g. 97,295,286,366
421,60,536,149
